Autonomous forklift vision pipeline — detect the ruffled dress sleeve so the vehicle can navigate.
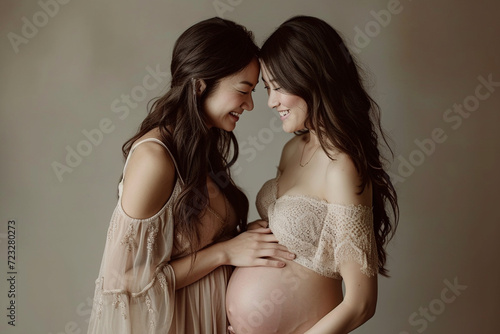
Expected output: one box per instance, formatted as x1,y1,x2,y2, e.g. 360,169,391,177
319,204,378,279
88,138,182,334
87,191,178,334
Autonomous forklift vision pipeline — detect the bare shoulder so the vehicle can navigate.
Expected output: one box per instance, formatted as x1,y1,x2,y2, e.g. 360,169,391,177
121,132,176,219
278,134,304,172
324,152,372,206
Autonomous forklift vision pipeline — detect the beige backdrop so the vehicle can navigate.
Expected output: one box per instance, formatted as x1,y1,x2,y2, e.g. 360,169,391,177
1,0,499,333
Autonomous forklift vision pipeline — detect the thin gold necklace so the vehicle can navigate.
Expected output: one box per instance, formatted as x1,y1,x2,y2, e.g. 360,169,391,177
299,141,320,167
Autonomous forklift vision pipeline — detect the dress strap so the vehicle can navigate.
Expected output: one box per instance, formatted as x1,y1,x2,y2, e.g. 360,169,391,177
123,138,185,185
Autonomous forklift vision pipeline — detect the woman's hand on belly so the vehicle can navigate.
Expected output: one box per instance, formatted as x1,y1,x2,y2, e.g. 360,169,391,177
219,227,295,267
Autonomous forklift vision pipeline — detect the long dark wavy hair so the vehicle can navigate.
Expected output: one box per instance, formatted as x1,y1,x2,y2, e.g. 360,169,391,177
122,17,257,254
260,16,399,276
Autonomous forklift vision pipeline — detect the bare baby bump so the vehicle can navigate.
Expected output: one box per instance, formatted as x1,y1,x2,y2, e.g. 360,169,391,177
226,261,343,334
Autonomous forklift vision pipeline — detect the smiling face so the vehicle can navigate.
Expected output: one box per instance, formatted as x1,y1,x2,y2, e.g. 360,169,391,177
202,58,259,131
261,63,308,133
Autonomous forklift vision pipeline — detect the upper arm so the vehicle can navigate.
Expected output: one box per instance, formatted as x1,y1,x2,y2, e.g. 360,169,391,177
325,154,377,313
324,153,372,206
121,142,176,219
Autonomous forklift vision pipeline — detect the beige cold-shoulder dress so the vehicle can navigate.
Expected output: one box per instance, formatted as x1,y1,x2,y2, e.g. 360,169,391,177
88,138,237,334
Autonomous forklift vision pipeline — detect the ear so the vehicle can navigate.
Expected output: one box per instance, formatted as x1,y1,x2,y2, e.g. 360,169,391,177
195,79,207,96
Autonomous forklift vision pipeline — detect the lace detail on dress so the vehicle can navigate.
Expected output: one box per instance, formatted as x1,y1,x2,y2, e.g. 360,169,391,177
121,221,137,252
112,294,127,320
147,220,159,257
157,271,167,290
94,278,104,320
107,216,118,242
329,204,378,277
257,174,378,279
145,295,156,329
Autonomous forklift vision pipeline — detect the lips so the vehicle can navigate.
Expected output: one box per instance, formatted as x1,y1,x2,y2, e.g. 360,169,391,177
278,110,290,117
229,111,242,122
278,109,290,120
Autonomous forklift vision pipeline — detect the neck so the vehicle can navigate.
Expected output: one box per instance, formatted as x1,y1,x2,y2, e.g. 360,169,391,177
306,130,320,147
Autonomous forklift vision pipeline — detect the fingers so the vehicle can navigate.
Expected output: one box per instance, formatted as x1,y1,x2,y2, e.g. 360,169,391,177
241,230,296,259
255,233,280,243
228,325,236,334
244,229,280,242
224,228,296,267
255,247,296,260
253,240,292,253
246,220,269,230
237,229,279,244
253,257,287,268
246,227,273,234
246,224,260,231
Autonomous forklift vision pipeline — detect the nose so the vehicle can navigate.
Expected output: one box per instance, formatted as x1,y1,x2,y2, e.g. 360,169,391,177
267,90,279,109
242,93,254,111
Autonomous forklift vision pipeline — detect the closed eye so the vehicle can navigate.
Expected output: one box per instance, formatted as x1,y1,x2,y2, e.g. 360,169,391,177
238,88,255,95
239,88,256,95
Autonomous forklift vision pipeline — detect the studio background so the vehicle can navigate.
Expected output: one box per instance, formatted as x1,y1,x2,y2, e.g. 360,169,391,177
1,0,499,333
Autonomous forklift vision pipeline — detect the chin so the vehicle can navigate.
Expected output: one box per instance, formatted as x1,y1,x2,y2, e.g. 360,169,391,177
282,123,300,133
221,123,236,132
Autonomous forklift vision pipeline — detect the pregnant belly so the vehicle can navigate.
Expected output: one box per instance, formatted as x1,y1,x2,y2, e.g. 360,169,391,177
226,260,343,334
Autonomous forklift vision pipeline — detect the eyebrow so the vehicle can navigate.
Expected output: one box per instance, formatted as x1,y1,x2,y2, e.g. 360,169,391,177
261,77,276,83
238,80,258,87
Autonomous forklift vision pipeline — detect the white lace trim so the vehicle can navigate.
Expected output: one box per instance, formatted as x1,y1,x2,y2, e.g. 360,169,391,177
257,176,378,279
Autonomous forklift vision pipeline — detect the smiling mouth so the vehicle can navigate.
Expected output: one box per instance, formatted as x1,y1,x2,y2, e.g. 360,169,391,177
279,110,290,117
230,111,241,118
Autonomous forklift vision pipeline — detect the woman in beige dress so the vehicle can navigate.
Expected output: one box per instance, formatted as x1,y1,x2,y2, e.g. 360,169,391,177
226,16,399,333
87,17,294,334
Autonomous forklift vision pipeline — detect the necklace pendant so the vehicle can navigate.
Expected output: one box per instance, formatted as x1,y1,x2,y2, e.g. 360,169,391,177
299,142,320,167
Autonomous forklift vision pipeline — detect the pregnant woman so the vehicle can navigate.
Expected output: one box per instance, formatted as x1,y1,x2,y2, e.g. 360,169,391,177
226,16,399,334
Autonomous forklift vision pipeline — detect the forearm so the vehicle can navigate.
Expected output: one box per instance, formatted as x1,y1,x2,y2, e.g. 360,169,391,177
170,228,295,290
169,242,226,290
304,300,375,334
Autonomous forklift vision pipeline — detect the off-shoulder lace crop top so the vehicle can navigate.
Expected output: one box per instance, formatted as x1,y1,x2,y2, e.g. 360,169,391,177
255,171,378,279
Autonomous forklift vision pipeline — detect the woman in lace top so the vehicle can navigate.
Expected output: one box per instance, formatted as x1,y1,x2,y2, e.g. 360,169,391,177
226,16,399,333
87,18,295,334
